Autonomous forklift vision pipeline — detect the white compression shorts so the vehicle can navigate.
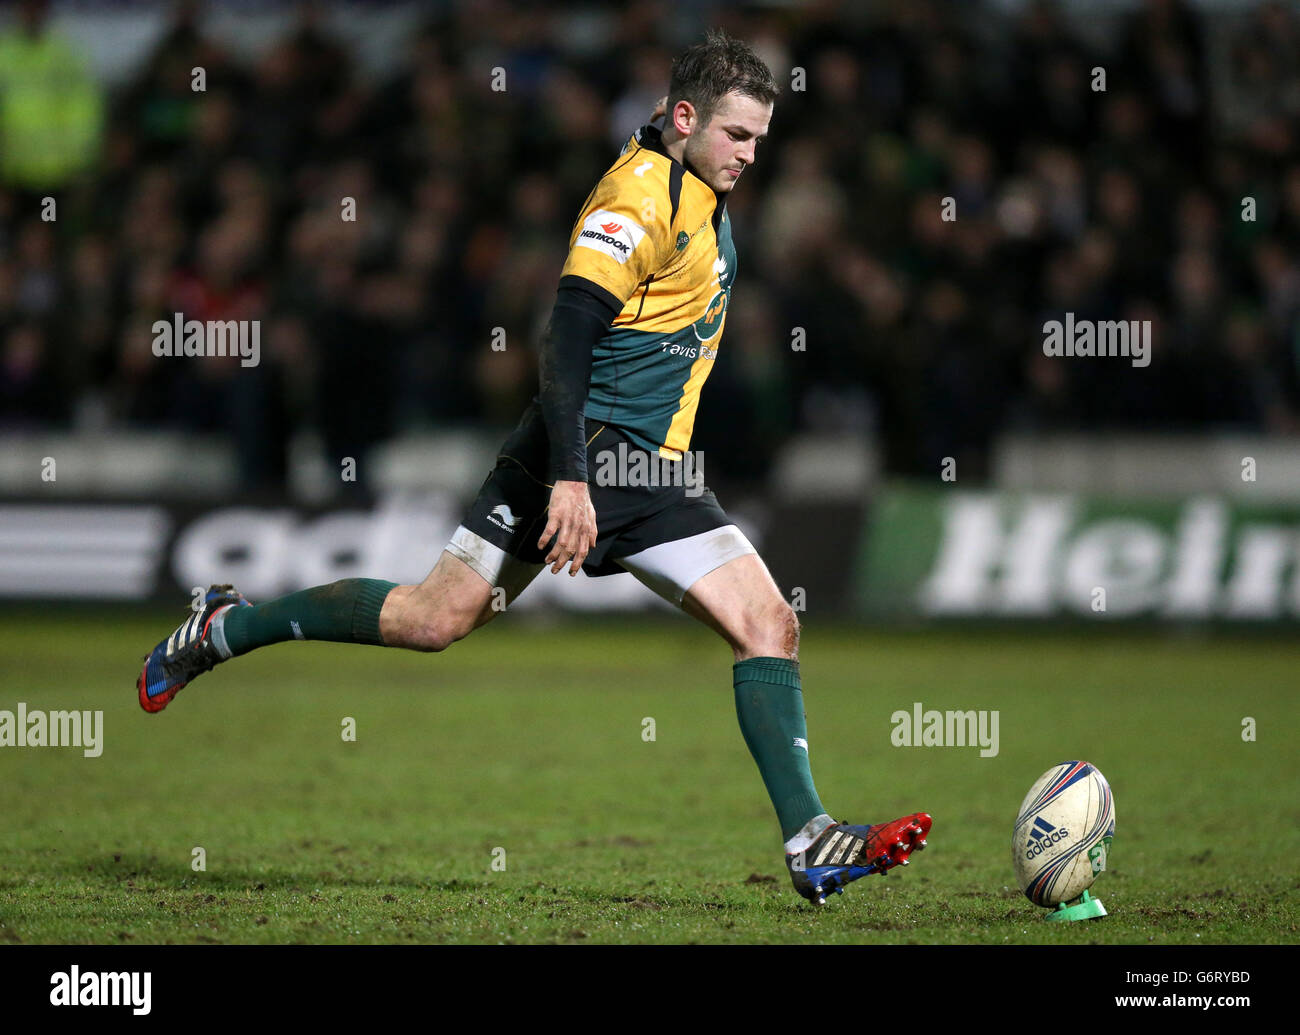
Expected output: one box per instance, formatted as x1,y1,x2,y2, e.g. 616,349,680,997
444,522,756,606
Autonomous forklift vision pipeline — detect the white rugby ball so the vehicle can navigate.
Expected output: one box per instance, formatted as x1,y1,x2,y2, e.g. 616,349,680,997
1012,761,1115,907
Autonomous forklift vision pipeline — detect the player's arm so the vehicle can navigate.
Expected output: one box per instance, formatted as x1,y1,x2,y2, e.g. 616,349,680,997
539,284,620,485
536,284,618,576
537,167,674,576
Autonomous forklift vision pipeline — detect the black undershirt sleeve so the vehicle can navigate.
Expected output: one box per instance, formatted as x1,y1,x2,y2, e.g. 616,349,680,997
539,279,622,482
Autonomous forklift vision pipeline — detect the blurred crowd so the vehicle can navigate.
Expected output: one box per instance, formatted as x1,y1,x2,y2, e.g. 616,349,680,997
1,0,1299,489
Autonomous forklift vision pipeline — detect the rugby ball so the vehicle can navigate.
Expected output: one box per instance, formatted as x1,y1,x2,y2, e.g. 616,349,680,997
1012,761,1115,907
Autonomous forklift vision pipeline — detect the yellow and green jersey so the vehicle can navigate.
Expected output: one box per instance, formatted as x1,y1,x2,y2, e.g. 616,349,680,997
558,123,737,459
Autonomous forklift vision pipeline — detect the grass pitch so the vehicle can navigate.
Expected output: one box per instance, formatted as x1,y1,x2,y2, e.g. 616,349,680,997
1,612,1296,944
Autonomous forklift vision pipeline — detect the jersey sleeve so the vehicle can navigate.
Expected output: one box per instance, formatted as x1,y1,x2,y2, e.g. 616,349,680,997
559,164,675,311
538,284,620,483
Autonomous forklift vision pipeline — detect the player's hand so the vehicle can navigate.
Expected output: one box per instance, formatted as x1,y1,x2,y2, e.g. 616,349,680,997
650,96,668,123
538,480,597,576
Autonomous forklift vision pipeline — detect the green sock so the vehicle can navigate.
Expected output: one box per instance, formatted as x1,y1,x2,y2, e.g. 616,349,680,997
213,578,397,658
733,657,826,840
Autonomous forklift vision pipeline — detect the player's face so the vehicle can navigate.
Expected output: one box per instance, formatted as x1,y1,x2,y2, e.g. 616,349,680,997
683,91,772,193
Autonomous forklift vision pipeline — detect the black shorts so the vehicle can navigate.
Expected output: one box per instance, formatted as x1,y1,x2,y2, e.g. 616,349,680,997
446,403,755,603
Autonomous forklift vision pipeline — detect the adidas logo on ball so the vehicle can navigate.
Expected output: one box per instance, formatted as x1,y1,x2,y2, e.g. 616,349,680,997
1024,816,1070,859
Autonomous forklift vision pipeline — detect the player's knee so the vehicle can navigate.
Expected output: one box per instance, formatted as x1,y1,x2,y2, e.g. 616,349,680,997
771,601,800,659
738,599,799,661
409,611,476,653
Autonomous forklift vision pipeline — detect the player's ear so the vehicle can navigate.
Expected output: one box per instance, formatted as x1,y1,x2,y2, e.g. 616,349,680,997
672,99,697,136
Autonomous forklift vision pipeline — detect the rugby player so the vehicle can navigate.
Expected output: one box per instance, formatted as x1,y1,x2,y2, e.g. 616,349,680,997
136,29,931,905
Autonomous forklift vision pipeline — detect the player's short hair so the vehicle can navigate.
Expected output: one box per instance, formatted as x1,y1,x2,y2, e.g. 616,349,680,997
667,29,780,128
